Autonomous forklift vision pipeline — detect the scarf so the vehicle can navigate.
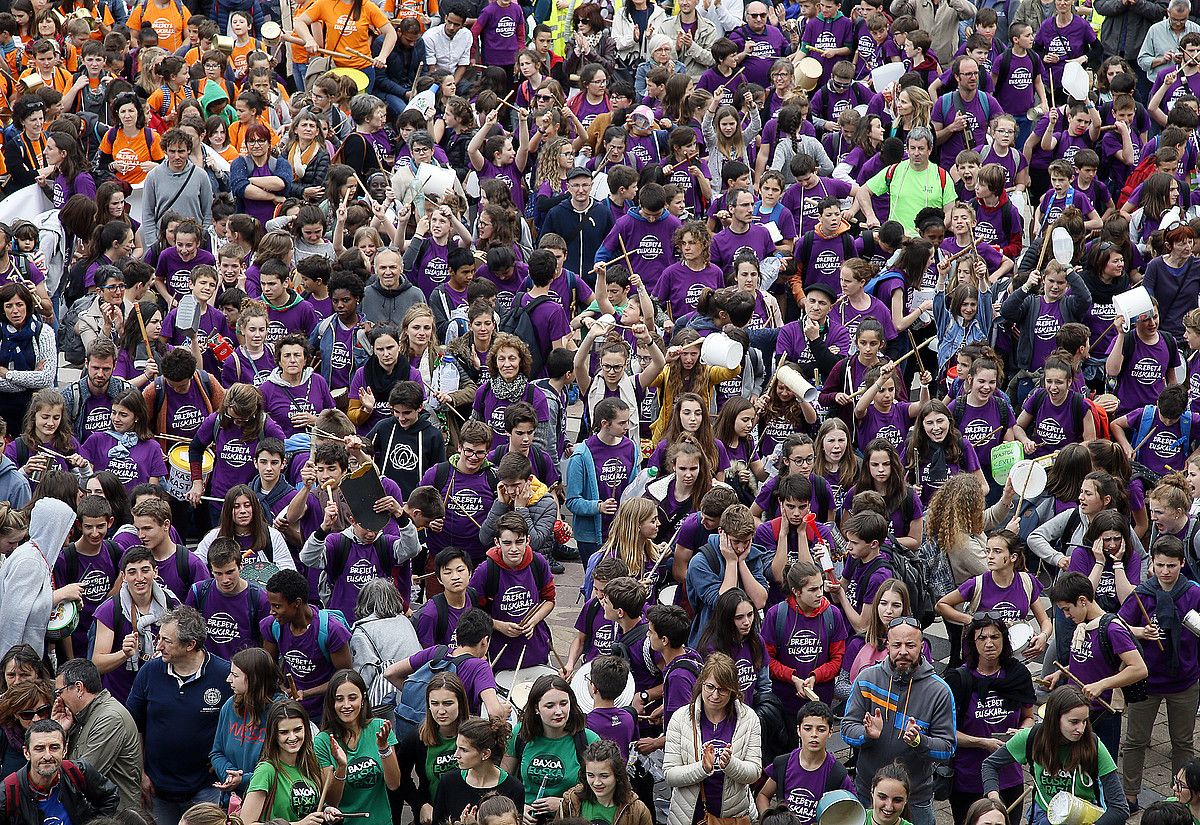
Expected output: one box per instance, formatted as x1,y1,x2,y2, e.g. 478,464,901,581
926,443,949,486
105,430,140,461
1071,614,1104,656
119,579,173,669
0,320,37,371
947,657,1036,716
363,355,404,402
491,373,529,403
1135,576,1192,672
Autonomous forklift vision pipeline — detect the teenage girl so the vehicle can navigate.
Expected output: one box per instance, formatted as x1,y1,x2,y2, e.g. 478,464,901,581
854,363,930,459
840,439,923,550
906,399,986,505
813,420,858,513
78,390,167,491
1014,352,1097,459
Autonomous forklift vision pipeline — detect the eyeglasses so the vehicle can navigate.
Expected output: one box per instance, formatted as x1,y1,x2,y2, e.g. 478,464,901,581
461,446,488,458
52,683,77,699
18,704,50,721
888,616,920,629
589,78,607,86
975,611,1006,621
100,283,125,291
702,683,731,695
246,138,269,145
786,455,815,466
535,94,554,101
601,363,624,371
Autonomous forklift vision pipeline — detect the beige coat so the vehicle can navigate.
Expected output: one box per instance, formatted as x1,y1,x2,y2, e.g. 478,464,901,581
664,699,761,825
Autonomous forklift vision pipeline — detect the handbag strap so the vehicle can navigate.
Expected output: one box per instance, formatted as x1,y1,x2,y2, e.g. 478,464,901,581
693,708,709,816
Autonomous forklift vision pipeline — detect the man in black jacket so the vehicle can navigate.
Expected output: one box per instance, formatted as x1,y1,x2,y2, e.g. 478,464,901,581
541,167,614,282
0,720,119,825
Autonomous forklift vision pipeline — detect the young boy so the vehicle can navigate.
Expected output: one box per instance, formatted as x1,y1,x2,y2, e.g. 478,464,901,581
853,13,900,81
813,65,869,138
1101,94,1142,194
756,701,854,819
533,348,574,470
468,511,555,671
479,452,560,569
259,260,318,345
662,130,712,225
604,164,639,227
1047,572,1149,759
696,38,747,108
185,538,270,659
584,655,638,761
370,381,447,496
248,439,303,545
154,218,216,304
414,547,474,647
430,247,478,341
388,607,511,720
903,29,939,85
830,509,892,632
1072,150,1114,219
782,153,855,239
298,255,333,318
55,495,122,658
993,23,1047,148
603,577,658,702
489,403,559,487
1112,385,1195,505
1036,160,1103,233
953,150,983,201
795,196,862,293
800,0,855,84
648,604,703,721
420,420,499,565
685,504,768,645
567,557,630,676
972,163,1025,259
159,264,235,376
132,497,210,602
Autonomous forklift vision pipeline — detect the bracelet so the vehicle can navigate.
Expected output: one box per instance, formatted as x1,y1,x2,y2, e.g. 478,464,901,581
333,771,347,781
379,747,394,758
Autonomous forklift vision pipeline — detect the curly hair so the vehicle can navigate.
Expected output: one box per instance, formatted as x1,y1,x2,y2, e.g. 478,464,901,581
926,474,984,555
487,332,532,378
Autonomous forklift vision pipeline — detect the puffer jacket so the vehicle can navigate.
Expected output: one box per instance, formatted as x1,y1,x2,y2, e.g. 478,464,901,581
664,699,761,825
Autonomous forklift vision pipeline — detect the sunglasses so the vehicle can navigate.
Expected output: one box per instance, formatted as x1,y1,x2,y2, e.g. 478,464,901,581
888,616,920,629
18,704,50,721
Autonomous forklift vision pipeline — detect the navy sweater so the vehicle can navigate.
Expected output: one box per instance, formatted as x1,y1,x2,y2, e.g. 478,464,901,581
127,653,232,799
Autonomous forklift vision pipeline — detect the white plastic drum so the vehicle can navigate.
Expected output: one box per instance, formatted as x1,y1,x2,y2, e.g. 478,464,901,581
1008,460,1047,500
1008,622,1035,656
488,666,558,723
571,660,636,714
658,584,678,606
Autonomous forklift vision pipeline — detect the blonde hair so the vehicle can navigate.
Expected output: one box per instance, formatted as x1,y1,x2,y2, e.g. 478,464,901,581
236,298,268,336
901,87,933,128
534,136,572,194
598,498,661,575
181,804,243,825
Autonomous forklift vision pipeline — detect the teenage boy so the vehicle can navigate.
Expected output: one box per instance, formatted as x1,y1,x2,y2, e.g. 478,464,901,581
141,348,225,443
287,443,409,541
55,495,122,659
430,247,478,342
1035,160,1104,232
298,256,333,317
602,164,640,228
414,547,474,647
567,398,641,570
300,483,438,617
310,272,369,398
603,577,659,702
697,38,747,107
972,163,1025,259
757,701,855,819
566,557,629,678
133,498,209,602
479,452,560,570
648,605,702,721
1072,150,1115,219
154,219,216,304
260,569,353,722
1117,536,1200,810
386,608,511,720
371,381,448,497
595,183,682,294
159,265,235,376
468,511,555,672
685,504,769,645
533,348,574,471
489,403,559,487
584,655,638,761
1101,95,1142,195
259,260,318,346
795,197,863,294
993,23,1048,149
830,510,893,634
185,538,270,660
760,475,840,598
1112,385,1196,506
540,173,614,288
419,420,498,565
249,439,300,543
514,250,572,379
1046,571,1149,760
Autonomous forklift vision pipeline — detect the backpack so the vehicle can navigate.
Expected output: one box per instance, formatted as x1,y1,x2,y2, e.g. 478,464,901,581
499,294,556,378
268,608,349,661
480,555,552,604
58,295,94,366
796,232,856,277
937,91,992,131
863,543,936,628
1027,389,1101,441
325,532,393,583
191,578,264,646
1095,613,1149,705
427,588,478,644
865,268,907,301
1132,406,1192,464
4,761,86,820
951,394,1015,433
771,602,837,651
1118,154,1158,208
771,752,848,804
966,572,1035,614
393,644,475,727
148,372,218,430
61,540,123,587
612,619,659,677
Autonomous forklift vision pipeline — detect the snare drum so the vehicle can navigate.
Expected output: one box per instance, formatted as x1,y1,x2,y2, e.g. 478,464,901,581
572,660,635,713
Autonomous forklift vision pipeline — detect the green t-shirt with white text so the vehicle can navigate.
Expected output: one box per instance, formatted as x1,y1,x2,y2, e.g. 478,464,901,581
247,761,320,822
1002,726,1117,809
315,719,398,824
504,725,601,805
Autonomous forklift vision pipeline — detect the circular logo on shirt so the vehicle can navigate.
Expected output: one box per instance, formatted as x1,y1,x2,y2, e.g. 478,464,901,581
495,173,515,190
832,98,850,119
115,147,141,171
347,558,377,587
169,268,193,299
1131,357,1163,386
875,425,903,451
1010,66,1032,90
975,222,998,245
289,398,317,424
685,282,707,308
599,457,628,489
1034,314,1059,340
751,39,776,58
333,14,360,34
203,687,223,707
499,584,535,617
593,622,616,654
963,417,993,447
736,658,755,691
389,443,418,472
1062,145,1081,165
149,14,176,41
346,756,381,789
207,612,240,644
815,249,842,276
489,405,508,434
425,256,449,285
1097,569,1116,598
495,14,516,37
449,487,483,518
1150,429,1180,460
330,341,352,371
221,438,253,468
267,319,288,346
81,569,113,604
815,31,838,51
108,455,138,483
1049,35,1070,56
975,692,1009,724
1036,418,1067,446
629,144,652,164
85,406,112,434
283,649,316,677
172,404,204,434
787,628,822,662
787,787,818,821
801,197,821,219
637,235,665,260
1093,301,1116,323
990,601,1022,625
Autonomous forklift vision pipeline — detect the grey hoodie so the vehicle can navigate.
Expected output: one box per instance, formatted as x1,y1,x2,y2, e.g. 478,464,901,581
841,654,957,806
0,498,77,654
362,276,424,327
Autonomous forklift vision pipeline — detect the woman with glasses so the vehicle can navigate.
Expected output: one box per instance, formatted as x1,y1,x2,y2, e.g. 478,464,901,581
752,435,836,524
664,652,761,825
561,4,616,84
1167,759,1200,824
187,384,286,510
567,63,612,130
944,615,1036,823
0,679,52,776
983,685,1128,825
230,123,294,227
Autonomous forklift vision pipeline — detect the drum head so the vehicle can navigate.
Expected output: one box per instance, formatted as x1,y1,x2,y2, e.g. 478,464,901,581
1008,460,1047,499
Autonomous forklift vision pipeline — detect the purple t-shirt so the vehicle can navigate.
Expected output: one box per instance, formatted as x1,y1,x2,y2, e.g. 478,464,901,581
259,605,352,717
221,347,275,387
841,486,922,538
1034,15,1096,89
586,435,637,532
1124,406,1188,477
948,396,1010,463
957,572,1043,628
857,401,912,457
1022,390,1087,458
711,226,777,272
1067,545,1143,611
655,263,724,319
419,463,495,563
160,303,234,376
994,50,1043,116
53,542,119,657
476,264,525,316
1067,616,1138,710
782,178,853,238
154,548,212,602
1026,297,1067,368
699,713,737,810
761,602,847,710
93,596,163,703
665,158,712,222
156,379,214,440
601,212,682,294
727,23,789,86
1118,582,1200,694
933,92,1000,163
468,554,553,670
474,1,522,64
414,596,468,647
519,292,570,376
265,298,319,347
154,247,217,302
835,297,897,344
185,580,271,660
587,707,637,761
663,651,703,719
1114,334,1172,417
78,433,167,490
259,373,336,439
575,597,620,661
955,668,1027,793
914,439,981,505
841,550,893,612
408,645,498,715
479,159,526,213
765,751,854,822
472,383,550,449
194,413,288,500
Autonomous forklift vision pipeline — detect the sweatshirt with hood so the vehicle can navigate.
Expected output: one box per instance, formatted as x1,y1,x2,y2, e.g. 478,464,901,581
260,365,336,439
841,655,957,806
477,476,558,554
0,498,76,654
369,411,447,494
0,455,30,510
362,275,425,328
595,207,683,292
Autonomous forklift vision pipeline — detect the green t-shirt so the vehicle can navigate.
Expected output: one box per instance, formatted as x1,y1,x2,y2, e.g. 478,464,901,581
581,799,617,825
865,160,954,233
504,724,601,804
425,735,459,800
315,718,399,824
1002,726,1117,808
247,761,320,822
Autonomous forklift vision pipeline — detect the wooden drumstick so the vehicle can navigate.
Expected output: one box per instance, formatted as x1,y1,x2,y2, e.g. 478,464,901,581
1054,662,1117,714
133,302,157,366
1006,785,1032,814
1131,592,1166,651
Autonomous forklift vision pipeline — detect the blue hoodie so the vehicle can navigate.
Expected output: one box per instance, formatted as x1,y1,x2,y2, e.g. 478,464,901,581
0,456,30,510
684,534,769,647
209,692,285,795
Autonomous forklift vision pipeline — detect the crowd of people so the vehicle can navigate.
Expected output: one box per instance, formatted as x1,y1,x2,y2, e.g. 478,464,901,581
2,0,1200,823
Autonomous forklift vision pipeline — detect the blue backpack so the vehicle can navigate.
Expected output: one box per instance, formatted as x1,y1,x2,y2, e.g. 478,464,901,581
394,645,475,728
268,608,349,659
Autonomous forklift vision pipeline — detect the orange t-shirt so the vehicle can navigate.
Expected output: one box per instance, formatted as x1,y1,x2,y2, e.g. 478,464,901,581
305,0,387,69
126,0,191,53
384,0,437,26
19,67,72,94
290,1,316,64
100,125,164,185
228,118,279,153
147,84,195,124
229,37,262,75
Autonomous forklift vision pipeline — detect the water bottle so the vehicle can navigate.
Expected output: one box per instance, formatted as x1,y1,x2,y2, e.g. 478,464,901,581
405,84,439,114
430,354,458,410
621,466,657,502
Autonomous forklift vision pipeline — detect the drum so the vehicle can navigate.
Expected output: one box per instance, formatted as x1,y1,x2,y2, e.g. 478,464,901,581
1183,609,1200,638
1008,460,1047,499
1094,394,1119,415
658,584,678,605
261,21,282,41
794,57,822,92
330,67,370,93
815,790,866,825
47,600,81,642
492,665,558,720
165,444,213,501
571,659,635,713
1046,792,1103,825
1008,622,1035,656
215,35,234,54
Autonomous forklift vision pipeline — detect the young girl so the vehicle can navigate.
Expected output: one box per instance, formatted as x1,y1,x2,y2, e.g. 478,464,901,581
756,373,819,463
562,739,654,825
841,439,924,549
763,561,849,708
397,673,470,821
841,578,931,685
5,389,83,484
864,764,914,825
1067,508,1142,614
204,116,241,164
240,699,323,824
1014,352,1097,458
643,440,714,543
189,384,287,507
585,498,662,595
906,399,985,505
221,300,275,387
716,397,765,483
404,203,472,299
819,319,894,425
704,101,760,190
836,258,898,344
978,114,1031,190
854,363,930,459
649,392,729,474
813,420,857,513
116,300,169,388
649,328,741,442
78,390,167,490
431,718,524,824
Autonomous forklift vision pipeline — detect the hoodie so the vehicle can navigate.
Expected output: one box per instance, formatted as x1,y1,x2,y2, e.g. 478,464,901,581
198,80,236,125
0,455,30,510
369,411,447,495
477,476,559,555
0,498,76,654
362,276,425,327
595,207,683,293
840,655,957,806
685,533,770,647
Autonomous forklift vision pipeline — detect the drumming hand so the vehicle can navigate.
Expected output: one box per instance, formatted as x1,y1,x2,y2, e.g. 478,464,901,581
1141,623,1162,642
1027,632,1048,658
21,453,48,477
188,481,204,508
321,498,341,531
1080,682,1103,702
495,620,524,638
1020,438,1037,455
121,632,138,659
53,583,83,605
376,719,393,750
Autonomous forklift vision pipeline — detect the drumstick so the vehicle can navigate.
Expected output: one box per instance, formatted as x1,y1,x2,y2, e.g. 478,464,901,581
345,46,374,62
133,302,157,367
1132,424,1158,458
503,642,528,694
200,496,227,504
549,641,569,674
38,446,69,460
1131,592,1166,651
317,767,334,811
153,432,191,443
1054,663,1117,714
1006,785,1033,814
906,330,926,376
586,246,636,277
849,345,931,398
617,235,637,280
1034,225,1056,273
1013,457,1039,515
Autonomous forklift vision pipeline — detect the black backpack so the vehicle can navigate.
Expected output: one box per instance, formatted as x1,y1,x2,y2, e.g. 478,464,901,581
61,540,123,586
426,588,479,644
499,294,556,377
863,542,936,628
190,578,264,646
1096,613,1149,704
